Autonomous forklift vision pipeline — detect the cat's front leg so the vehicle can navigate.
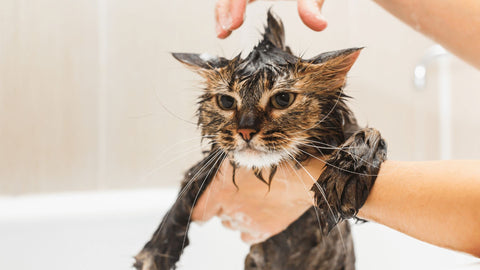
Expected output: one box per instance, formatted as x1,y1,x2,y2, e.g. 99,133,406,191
134,202,191,270
134,150,224,270
312,128,387,233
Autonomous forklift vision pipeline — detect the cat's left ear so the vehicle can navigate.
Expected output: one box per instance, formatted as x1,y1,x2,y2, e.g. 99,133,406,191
297,48,362,91
172,53,230,70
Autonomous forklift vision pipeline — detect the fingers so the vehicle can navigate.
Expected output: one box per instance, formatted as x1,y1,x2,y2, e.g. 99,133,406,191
215,0,249,38
215,0,233,38
230,0,249,30
214,0,328,39
297,0,328,31
215,0,327,39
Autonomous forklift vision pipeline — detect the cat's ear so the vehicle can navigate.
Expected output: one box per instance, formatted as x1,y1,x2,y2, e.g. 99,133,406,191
296,48,363,91
172,53,230,70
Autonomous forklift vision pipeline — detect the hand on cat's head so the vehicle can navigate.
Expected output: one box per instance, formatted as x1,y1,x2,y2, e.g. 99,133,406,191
215,0,327,38
192,158,324,244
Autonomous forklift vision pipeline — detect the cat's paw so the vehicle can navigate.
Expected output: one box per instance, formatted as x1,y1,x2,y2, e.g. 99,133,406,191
134,247,179,270
312,128,387,232
134,249,156,270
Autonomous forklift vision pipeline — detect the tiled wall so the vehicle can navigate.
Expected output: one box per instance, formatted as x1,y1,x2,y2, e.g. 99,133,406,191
1,0,479,194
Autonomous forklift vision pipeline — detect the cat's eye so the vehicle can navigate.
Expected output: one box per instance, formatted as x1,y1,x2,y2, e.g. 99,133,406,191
270,92,296,109
217,95,236,110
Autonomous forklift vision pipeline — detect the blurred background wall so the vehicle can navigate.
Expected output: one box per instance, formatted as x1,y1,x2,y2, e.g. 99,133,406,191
1,0,479,195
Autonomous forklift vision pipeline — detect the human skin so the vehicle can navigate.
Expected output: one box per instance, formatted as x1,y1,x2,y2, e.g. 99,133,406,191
359,160,480,257
192,158,321,244
214,0,480,68
192,159,480,257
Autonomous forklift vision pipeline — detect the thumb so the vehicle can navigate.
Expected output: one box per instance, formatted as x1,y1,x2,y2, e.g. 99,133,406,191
297,0,328,31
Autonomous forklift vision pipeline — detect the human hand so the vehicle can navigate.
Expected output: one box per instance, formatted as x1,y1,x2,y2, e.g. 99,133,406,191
192,158,325,244
215,0,327,38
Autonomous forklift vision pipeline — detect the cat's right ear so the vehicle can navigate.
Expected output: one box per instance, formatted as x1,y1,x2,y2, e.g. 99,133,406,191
172,53,230,71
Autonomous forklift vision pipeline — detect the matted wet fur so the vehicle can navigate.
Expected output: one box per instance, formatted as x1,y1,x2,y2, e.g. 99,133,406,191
135,11,387,270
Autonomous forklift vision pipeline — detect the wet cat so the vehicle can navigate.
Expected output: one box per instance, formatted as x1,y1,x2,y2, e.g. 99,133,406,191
135,11,387,270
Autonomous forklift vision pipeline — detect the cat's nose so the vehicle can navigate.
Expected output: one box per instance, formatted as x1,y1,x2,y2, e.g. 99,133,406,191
237,128,257,142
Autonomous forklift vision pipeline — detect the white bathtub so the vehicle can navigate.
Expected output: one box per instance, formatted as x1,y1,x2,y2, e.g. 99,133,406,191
0,189,477,270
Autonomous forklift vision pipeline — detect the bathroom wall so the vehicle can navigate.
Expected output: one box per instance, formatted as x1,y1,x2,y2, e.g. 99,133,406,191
1,0,479,194
0,0,101,193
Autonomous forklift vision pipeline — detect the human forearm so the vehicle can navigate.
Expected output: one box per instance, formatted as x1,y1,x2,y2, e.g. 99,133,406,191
358,160,480,257
372,0,480,69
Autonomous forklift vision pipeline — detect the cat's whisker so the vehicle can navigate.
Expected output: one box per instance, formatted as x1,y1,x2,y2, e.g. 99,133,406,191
296,147,379,177
300,140,345,150
175,149,224,203
282,137,343,151
153,88,197,125
284,151,347,254
277,135,359,167
286,138,379,169
304,139,396,177
296,142,343,151
281,161,327,248
284,135,378,174
281,147,337,224
153,148,224,236
201,153,227,221
152,135,215,160
139,144,208,184
181,151,227,252
297,161,348,254
297,139,364,156
174,148,223,202
145,134,216,170
281,147,348,252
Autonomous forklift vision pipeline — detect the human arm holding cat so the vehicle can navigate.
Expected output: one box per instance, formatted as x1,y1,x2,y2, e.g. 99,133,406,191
193,160,480,257
215,0,480,69
359,160,480,257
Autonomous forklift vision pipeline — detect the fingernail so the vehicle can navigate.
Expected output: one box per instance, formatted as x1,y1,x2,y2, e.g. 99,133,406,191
315,13,326,24
216,22,223,36
216,23,231,39
220,13,232,31
313,14,328,31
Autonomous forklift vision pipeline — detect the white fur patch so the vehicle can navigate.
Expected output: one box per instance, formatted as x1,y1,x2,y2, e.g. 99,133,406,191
233,149,288,169
199,53,216,62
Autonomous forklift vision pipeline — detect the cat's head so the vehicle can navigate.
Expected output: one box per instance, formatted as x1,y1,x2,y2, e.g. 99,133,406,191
173,11,360,169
